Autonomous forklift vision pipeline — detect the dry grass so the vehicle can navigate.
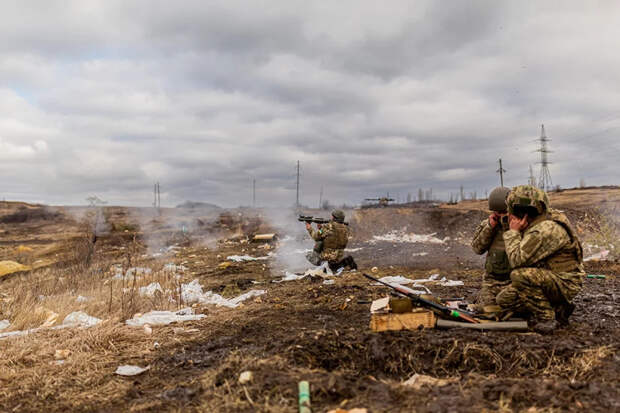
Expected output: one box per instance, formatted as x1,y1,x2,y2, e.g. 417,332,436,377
1,246,192,333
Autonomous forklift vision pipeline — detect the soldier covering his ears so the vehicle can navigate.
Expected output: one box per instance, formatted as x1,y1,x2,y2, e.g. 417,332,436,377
496,185,585,333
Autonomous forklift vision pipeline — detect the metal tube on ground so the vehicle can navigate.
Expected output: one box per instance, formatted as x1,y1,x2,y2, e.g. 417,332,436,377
436,319,528,331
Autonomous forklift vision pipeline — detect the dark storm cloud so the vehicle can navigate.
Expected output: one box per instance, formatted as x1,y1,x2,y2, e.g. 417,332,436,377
1,1,619,207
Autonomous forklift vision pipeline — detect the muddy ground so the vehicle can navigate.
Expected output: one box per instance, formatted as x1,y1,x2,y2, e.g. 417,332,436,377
0,193,619,412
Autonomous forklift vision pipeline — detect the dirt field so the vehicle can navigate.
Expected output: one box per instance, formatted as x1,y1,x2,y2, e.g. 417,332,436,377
0,190,618,412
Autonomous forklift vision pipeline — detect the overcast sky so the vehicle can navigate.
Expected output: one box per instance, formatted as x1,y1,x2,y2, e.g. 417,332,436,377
1,1,619,207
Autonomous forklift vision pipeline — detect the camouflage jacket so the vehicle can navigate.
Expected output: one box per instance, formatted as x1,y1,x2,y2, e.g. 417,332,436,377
307,222,349,263
503,211,584,273
472,218,511,277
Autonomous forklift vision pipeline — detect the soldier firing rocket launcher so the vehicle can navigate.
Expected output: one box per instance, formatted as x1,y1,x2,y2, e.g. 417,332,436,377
298,215,349,226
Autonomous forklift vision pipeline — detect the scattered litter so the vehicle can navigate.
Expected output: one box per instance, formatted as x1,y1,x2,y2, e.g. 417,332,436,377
440,280,464,287
227,255,270,262
139,282,163,297
0,320,10,331
584,250,610,262
115,365,150,376
76,295,89,303
144,324,153,335
36,308,59,328
153,342,160,349
163,263,187,272
54,360,65,366
218,262,233,269
279,272,308,282
113,267,152,280
323,279,335,285
54,349,71,360
239,371,253,384
587,274,606,279
180,279,266,308
62,311,102,327
345,247,364,252
173,327,200,335
412,252,429,257
371,231,448,245
402,373,456,390
371,267,379,273
126,308,205,327
0,260,31,279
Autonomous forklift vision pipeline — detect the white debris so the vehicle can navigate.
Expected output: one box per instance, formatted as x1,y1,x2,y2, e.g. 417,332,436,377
0,320,9,331
62,311,102,327
378,275,417,285
278,272,308,282
345,247,364,252
180,279,265,308
402,373,455,390
440,280,464,287
126,308,205,327
139,282,163,297
76,295,89,303
412,252,429,257
227,255,269,262
584,250,610,262
115,365,150,376
410,273,441,283
323,279,335,285
371,231,448,244
0,312,100,340
163,263,187,272
239,371,253,384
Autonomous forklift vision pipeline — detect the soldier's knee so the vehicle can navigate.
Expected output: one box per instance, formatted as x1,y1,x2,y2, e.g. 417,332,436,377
509,268,532,289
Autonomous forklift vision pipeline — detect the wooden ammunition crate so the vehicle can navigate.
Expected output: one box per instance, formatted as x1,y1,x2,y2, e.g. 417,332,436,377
370,309,437,332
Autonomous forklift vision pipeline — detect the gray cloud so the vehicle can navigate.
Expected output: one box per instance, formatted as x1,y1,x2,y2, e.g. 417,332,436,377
1,1,619,207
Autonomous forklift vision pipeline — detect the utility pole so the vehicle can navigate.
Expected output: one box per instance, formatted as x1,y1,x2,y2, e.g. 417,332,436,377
537,124,553,191
252,178,256,208
318,186,323,209
295,160,300,209
528,165,536,187
497,158,506,187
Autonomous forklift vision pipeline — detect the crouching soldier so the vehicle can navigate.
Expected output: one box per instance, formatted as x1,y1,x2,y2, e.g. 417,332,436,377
471,186,512,313
305,210,357,271
496,185,585,333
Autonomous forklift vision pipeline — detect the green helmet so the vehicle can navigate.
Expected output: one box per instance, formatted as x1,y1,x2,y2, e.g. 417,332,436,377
488,186,510,213
331,209,345,223
506,185,550,215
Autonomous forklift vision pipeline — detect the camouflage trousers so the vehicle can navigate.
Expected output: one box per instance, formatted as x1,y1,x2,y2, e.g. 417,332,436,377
474,275,511,309
496,268,583,322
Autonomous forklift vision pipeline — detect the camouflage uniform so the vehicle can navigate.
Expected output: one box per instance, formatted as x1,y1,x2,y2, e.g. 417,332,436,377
496,185,585,323
306,221,350,266
471,218,511,308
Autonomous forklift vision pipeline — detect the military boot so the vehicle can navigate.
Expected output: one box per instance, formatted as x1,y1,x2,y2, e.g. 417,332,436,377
555,302,575,326
532,319,560,334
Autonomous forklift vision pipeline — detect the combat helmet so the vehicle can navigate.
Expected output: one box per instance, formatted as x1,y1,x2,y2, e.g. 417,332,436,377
506,185,550,215
331,209,345,223
488,186,510,213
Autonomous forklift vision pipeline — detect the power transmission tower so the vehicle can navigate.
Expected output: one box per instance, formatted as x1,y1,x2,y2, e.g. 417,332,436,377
153,182,161,213
497,158,506,186
318,186,323,209
295,160,300,209
528,165,536,186
252,178,256,208
536,124,553,191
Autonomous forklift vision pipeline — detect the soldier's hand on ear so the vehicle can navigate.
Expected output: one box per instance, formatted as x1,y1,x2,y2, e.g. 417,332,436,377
509,214,529,232
489,212,500,228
